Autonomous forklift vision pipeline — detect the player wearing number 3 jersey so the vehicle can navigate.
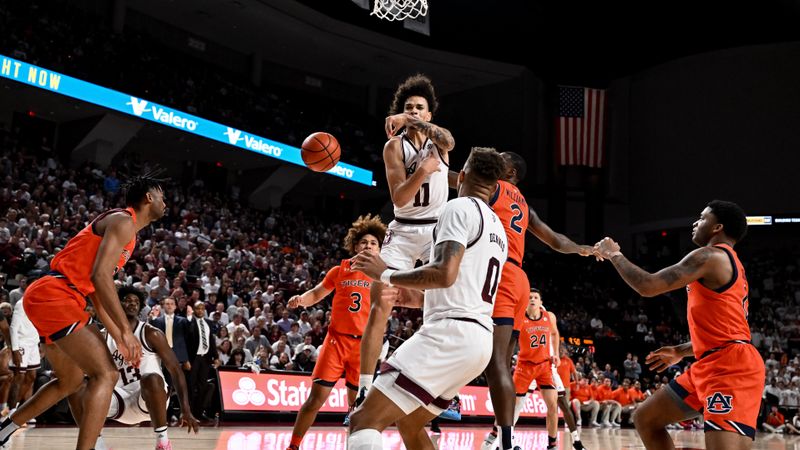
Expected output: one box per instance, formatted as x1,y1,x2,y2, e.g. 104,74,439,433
285,214,386,450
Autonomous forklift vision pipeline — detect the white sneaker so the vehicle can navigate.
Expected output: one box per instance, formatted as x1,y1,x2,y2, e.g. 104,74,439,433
611,421,621,428
590,421,601,428
480,432,497,450
576,419,582,427
601,421,612,428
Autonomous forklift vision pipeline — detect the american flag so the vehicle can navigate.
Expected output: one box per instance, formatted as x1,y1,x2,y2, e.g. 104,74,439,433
556,86,607,168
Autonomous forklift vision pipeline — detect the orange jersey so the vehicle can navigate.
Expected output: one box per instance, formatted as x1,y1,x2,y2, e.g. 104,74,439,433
322,259,372,336
557,356,575,387
517,310,553,364
594,384,614,401
612,387,635,406
49,208,137,296
686,243,750,359
572,384,595,402
489,180,529,264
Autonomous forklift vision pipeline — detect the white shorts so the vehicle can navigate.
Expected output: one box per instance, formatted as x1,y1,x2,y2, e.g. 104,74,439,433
108,375,169,425
9,345,41,371
374,318,492,415
380,220,436,270
528,365,566,395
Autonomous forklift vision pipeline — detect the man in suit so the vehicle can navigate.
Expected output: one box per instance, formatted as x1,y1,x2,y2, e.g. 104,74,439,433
186,301,218,420
151,297,190,366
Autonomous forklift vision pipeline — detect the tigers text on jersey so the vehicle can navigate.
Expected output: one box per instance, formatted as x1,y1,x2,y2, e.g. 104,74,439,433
489,180,529,264
686,243,751,359
107,321,163,391
392,133,448,221
518,310,553,364
424,197,508,330
321,259,372,336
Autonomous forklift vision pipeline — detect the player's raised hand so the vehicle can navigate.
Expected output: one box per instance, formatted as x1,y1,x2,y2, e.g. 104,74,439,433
117,331,142,368
385,113,409,138
419,153,441,175
287,295,302,309
383,286,424,308
645,346,683,373
351,250,388,281
179,411,201,433
594,237,621,260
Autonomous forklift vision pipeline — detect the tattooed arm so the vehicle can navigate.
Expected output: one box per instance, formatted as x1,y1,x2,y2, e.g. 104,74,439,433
595,238,717,297
403,116,456,152
351,241,465,290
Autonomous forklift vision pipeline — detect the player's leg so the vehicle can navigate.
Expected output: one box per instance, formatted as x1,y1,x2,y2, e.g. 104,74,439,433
633,383,700,450
141,373,172,449
541,387,558,449
396,407,438,450
348,388,409,449
704,431,753,450
288,382,334,449
557,393,585,449
484,324,515,446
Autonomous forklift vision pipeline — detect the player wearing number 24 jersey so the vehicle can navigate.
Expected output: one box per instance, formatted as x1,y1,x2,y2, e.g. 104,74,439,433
595,200,763,450
286,214,386,450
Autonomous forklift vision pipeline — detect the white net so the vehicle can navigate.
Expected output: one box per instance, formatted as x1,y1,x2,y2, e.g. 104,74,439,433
371,0,428,21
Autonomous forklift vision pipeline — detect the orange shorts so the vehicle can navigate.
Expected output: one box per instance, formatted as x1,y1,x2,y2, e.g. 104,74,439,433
311,330,360,390
492,262,530,330
23,275,92,345
667,343,764,439
513,360,554,396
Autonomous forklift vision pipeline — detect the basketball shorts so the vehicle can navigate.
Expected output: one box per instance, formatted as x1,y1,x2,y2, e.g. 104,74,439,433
108,376,169,425
8,344,41,371
666,343,764,439
311,330,360,390
23,275,91,344
514,360,554,396
375,318,492,415
492,262,530,329
380,220,436,270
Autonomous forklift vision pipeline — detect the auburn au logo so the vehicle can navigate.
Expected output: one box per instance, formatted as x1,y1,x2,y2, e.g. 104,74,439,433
706,392,733,414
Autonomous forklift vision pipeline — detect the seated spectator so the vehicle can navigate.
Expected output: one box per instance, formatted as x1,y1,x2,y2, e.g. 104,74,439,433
270,352,294,371
286,322,303,348
293,345,315,372
218,339,233,365
225,348,247,368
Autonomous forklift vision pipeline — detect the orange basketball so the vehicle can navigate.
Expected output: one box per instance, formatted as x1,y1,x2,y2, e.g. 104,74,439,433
301,132,341,172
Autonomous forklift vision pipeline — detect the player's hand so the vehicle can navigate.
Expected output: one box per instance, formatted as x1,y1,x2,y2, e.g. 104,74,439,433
179,412,201,433
594,237,621,260
419,153,441,175
551,355,561,368
577,244,604,261
287,295,302,309
382,286,424,308
351,250,388,281
182,361,191,371
117,331,142,368
11,350,21,368
385,113,409,138
645,346,683,373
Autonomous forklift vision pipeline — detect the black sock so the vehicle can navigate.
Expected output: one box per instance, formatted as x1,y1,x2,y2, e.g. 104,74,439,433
549,435,557,446
500,425,513,449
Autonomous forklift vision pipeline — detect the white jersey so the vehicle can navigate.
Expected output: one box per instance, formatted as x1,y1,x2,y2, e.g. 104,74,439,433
392,133,449,221
424,196,508,330
10,298,39,350
107,321,163,392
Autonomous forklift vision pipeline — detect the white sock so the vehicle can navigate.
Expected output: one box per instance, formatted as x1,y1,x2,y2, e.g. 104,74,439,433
359,374,373,392
348,429,382,450
513,397,526,426
571,429,580,442
0,417,19,441
95,435,109,450
155,426,169,444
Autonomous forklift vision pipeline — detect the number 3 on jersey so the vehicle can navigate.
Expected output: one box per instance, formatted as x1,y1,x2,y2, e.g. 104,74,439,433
348,292,362,313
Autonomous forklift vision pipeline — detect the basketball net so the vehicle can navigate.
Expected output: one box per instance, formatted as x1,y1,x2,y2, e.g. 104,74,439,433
371,0,428,21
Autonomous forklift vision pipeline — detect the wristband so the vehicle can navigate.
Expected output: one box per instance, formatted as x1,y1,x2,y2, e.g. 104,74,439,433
380,269,396,284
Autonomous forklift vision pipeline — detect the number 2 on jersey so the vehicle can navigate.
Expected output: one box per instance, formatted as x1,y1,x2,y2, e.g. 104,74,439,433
509,203,524,233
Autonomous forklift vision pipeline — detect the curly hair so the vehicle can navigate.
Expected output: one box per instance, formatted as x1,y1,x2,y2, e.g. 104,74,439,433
118,285,146,313
389,74,438,115
343,214,387,255
466,147,506,185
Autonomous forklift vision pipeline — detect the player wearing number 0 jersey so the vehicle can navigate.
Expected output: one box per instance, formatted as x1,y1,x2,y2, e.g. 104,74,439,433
482,152,594,450
595,200,763,450
348,148,507,450
286,215,386,450
359,74,456,404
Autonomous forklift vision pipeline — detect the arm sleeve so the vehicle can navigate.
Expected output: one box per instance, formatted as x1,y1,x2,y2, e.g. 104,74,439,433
322,265,340,291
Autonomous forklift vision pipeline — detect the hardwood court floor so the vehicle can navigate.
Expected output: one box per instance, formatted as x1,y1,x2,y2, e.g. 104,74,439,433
3,424,798,449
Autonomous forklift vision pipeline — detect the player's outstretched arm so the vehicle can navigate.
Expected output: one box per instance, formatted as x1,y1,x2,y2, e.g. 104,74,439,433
384,138,440,208
91,214,141,365
385,113,455,152
145,325,200,433
645,342,693,373
352,240,464,290
528,207,594,256
595,237,716,297
287,281,333,309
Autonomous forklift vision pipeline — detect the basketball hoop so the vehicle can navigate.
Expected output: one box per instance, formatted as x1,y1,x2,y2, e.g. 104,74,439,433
371,0,428,21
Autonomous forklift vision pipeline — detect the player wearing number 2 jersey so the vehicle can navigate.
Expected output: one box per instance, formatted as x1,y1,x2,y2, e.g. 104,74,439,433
595,200,762,450
482,152,594,450
285,214,386,450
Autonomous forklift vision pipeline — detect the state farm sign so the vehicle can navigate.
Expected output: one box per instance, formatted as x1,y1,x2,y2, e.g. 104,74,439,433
219,371,558,418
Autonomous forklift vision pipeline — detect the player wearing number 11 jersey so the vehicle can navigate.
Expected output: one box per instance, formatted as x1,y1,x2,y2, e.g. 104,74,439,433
285,214,386,450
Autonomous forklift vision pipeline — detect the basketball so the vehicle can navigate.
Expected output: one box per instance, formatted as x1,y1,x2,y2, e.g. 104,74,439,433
301,132,341,172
